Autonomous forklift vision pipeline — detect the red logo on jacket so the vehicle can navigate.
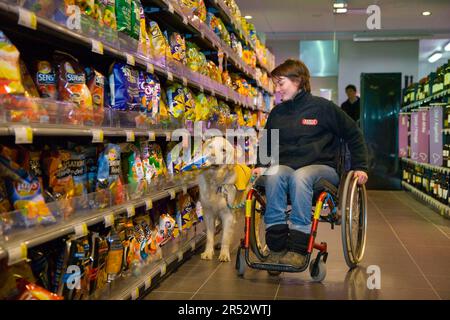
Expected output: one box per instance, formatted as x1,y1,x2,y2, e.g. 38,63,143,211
301,118,318,126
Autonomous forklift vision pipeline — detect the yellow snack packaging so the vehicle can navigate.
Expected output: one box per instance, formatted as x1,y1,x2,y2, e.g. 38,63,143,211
0,30,25,95
148,20,172,59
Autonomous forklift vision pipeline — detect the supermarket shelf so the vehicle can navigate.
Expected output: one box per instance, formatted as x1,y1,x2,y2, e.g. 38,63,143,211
0,2,266,111
443,128,450,135
0,182,198,264
401,157,450,174
106,228,205,300
402,181,450,219
401,88,450,112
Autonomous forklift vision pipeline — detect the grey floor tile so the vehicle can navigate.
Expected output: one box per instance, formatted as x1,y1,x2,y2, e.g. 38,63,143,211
143,291,194,300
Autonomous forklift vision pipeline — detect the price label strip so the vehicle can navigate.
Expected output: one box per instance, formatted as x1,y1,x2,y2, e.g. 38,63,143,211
145,198,153,211
14,127,33,144
177,251,183,262
18,8,37,30
144,277,152,290
126,53,135,66
199,85,204,93
130,287,139,300
74,223,88,238
183,16,188,25
167,72,173,81
91,39,104,55
182,77,188,86
127,205,135,218
147,63,155,74
104,214,115,227
91,129,104,143
8,243,27,266
148,131,156,141
211,89,215,97
169,189,176,200
165,132,171,141
125,130,135,142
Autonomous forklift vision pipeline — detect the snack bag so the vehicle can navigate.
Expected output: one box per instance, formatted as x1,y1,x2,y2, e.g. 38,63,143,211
206,60,221,83
0,30,25,95
106,227,124,282
120,143,146,198
138,71,161,121
53,51,93,125
34,60,57,99
138,3,150,56
68,150,88,209
84,146,98,194
206,95,219,122
218,101,231,128
109,62,140,112
184,87,196,121
41,149,75,217
101,0,117,30
89,232,109,295
130,0,141,40
186,41,201,73
0,179,12,214
19,60,39,98
20,148,44,192
85,67,105,126
166,84,186,121
140,141,167,186
16,278,63,300
166,142,184,176
158,87,170,124
156,213,175,246
222,70,232,88
0,150,55,228
169,33,187,64
96,143,125,205
148,20,171,59
116,0,132,33
194,93,209,121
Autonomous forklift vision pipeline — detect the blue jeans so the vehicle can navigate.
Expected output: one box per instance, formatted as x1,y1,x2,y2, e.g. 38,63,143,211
264,165,339,234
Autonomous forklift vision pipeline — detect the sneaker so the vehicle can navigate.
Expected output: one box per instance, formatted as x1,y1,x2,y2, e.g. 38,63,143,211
266,250,287,264
279,251,307,268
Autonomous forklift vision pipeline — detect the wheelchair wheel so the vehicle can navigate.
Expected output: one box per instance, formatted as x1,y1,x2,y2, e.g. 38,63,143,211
340,172,368,269
249,191,270,261
236,247,246,277
309,258,327,282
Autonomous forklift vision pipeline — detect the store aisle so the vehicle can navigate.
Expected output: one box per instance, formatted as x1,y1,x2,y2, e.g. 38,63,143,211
144,191,450,300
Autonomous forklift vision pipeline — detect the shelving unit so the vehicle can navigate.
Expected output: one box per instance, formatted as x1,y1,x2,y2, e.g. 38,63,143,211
401,158,450,174
402,181,450,219
400,88,450,112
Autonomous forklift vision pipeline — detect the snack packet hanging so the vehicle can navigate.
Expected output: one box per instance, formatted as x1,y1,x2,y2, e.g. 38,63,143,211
20,148,44,192
130,0,141,40
109,62,140,111
186,42,201,73
116,0,132,33
41,149,75,217
184,87,196,121
101,0,117,30
0,149,55,228
85,67,105,126
158,87,170,125
206,95,219,122
53,51,93,125
120,143,146,198
169,32,187,64
0,30,25,95
89,232,109,295
138,2,150,56
96,143,125,205
34,60,57,99
166,84,186,121
106,227,124,282
84,146,98,194
138,71,161,120
206,60,221,83
148,20,171,59
19,60,39,98
218,101,231,128
140,141,167,186
194,93,209,121
156,213,175,246
166,142,185,176
68,151,88,209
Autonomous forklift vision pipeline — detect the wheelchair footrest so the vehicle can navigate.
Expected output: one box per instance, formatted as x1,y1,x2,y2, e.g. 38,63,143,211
247,261,309,273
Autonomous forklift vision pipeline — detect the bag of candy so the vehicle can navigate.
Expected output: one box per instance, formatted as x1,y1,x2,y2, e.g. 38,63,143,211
206,60,221,83
68,150,88,209
138,2,150,56
16,278,63,300
156,213,175,246
0,30,25,95
53,51,93,125
116,0,132,33
169,32,187,64
194,93,209,121
85,67,105,126
184,87,196,121
105,226,124,282
96,143,125,205
109,62,140,112
88,232,109,295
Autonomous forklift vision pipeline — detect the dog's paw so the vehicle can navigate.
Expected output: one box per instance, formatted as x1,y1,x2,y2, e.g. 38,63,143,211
218,251,231,262
201,250,214,260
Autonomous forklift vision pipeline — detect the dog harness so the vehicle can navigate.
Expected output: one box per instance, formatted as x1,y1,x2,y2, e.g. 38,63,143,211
217,164,252,210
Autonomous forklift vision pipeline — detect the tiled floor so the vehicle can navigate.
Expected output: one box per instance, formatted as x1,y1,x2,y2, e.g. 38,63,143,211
144,191,450,300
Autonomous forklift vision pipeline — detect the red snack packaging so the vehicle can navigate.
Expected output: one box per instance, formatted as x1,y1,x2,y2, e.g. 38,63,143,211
16,278,63,300
85,66,105,126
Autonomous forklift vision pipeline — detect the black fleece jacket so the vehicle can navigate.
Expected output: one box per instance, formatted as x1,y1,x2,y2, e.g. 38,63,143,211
256,90,368,172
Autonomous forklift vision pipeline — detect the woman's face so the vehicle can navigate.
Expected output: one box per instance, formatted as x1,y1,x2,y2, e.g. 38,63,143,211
273,76,300,101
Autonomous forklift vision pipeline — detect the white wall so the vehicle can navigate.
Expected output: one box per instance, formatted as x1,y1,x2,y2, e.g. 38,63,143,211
267,40,299,66
338,40,419,105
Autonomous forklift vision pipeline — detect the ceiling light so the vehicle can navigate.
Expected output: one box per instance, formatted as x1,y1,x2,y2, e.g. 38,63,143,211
333,8,348,14
444,42,450,52
244,15,252,19
333,1,347,9
422,11,431,16
428,51,442,63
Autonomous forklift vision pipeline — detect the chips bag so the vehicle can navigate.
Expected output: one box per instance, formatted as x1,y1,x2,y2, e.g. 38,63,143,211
96,144,125,205
186,41,202,73
85,67,105,125
0,30,25,95
148,20,171,59
16,278,63,300
130,0,141,40
138,3,150,56
34,60,57,99
184,87,196,121
53,51,93,125
68,151,88,209
156,213,175,246
84,146,98,194
116,0,132,33
120,143,146,198
194,93,209,121
166,84,186,121
109,62,140,111
206,60,221,83
101,0,117,30
138,71,161,121
169,33,187,64
140,142,167,186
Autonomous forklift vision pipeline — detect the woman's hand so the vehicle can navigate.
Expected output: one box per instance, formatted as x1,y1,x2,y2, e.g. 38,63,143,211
252,167,265,178
354,170,368,185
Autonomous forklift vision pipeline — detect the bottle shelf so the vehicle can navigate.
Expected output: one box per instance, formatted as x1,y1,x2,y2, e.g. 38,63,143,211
401,88,450,112
401,158,450,174
402,181,450,219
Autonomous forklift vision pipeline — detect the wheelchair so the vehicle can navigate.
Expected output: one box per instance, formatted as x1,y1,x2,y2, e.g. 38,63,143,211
235,146,368,282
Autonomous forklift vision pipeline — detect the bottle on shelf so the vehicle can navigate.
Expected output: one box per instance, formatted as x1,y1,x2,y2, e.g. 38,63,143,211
444,60,450,90
432,67,444,95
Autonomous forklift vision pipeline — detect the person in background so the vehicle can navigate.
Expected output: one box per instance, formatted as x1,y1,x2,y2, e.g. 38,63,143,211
341,84,360,124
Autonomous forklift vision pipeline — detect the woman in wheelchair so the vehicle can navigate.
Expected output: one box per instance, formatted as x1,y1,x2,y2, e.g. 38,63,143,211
252,59,369,270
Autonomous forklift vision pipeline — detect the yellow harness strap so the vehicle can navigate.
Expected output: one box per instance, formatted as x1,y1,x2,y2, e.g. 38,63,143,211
234,164,252,191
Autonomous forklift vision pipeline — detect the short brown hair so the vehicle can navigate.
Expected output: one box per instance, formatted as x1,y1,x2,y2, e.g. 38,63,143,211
270,59,311,93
